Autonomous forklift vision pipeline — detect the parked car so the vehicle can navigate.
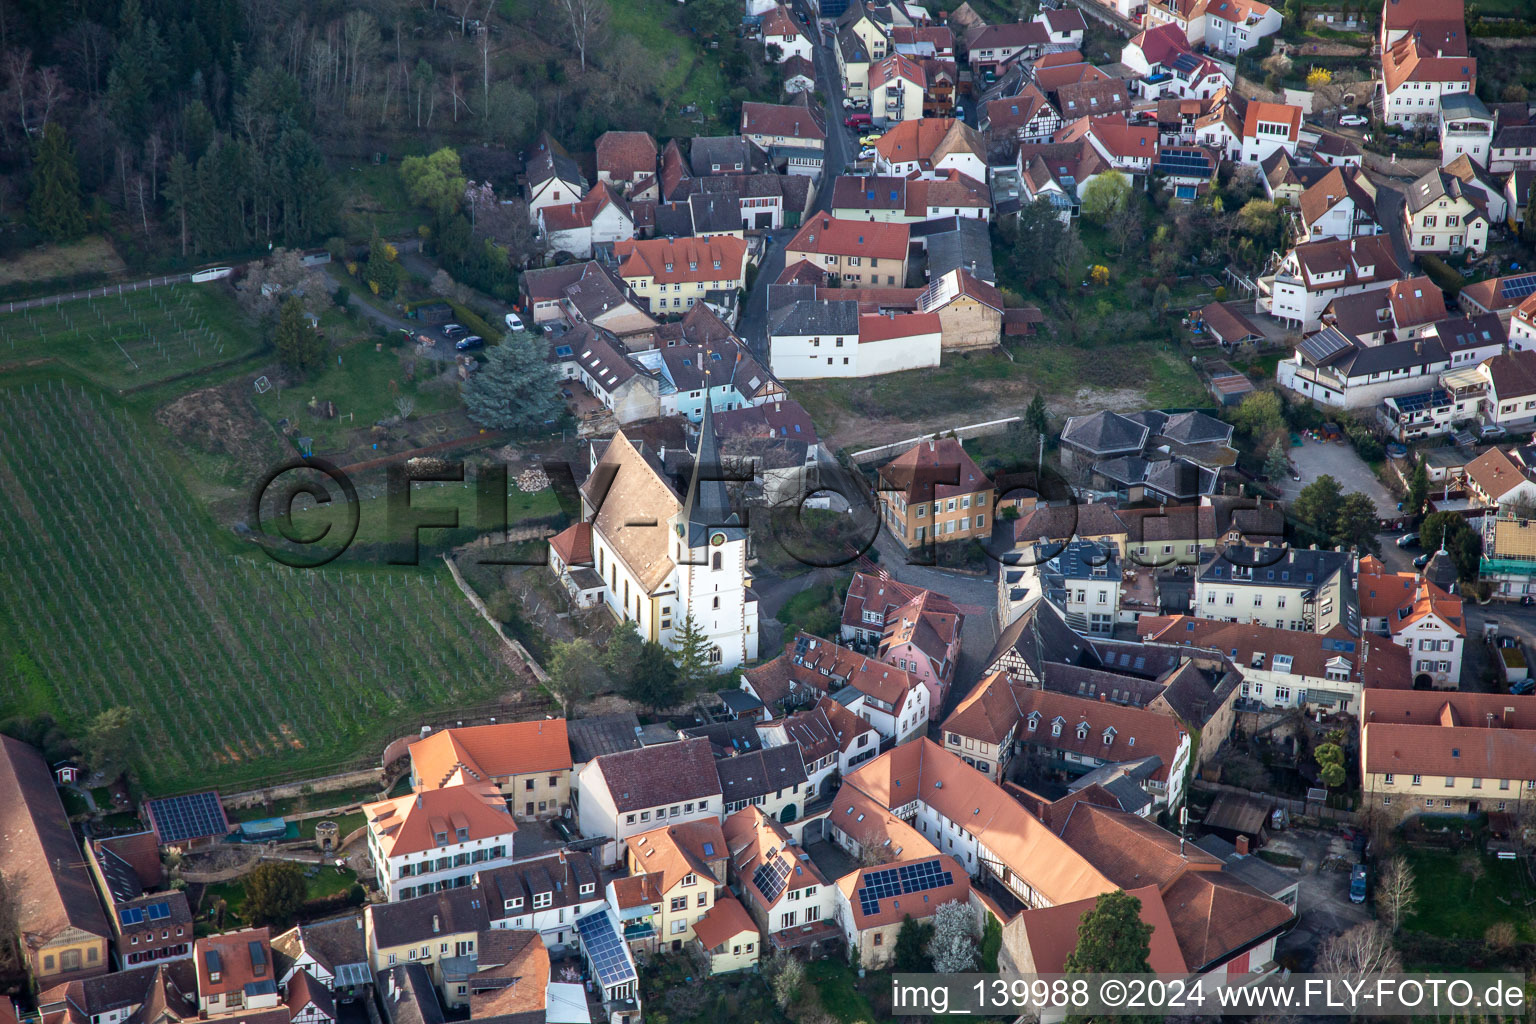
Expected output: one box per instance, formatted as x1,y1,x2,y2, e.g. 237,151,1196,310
1340,113,1369,127
442,323,466,337
1349,864,1368,903
1482,423,1506,438
858,147,876,160
1510,678,1536,695
1397,533,1419,548
860,132,884,145
1413,552,1433,568
504,312,525,332
455,335,484,351
845,112,872,129
1523,595,1536,606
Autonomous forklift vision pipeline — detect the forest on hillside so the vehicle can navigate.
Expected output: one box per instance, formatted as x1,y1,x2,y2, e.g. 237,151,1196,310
0,0,782,278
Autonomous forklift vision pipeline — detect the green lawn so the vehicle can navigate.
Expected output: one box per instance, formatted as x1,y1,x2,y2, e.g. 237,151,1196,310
794,343,1206,447
58,787,91,817
0,378,527,794
1401,849,1536,942
201,865,360,930
775,575,851,636
807,962,878,1024
299,810,367,841
224,784,386,823
338,162,422,242
251,334,462,453
0,284,263,390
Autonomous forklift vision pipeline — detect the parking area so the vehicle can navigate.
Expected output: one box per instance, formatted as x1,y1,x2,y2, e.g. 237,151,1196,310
1277,437,1398,516
1263,827,1375,967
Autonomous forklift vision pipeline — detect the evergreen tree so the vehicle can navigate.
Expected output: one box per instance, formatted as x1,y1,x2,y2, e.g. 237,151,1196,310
461,331,562,434
1421,511,1482,581
28,124,87,242
273,297,325,372
163,153,193,256
1264,440,1291,481
672,613,717,695
545,638,605,717
1064,889,1153,973
626,640,683,711
1333,492,1382,553
1063,890,1156,1024
244,861,306,926
1011,199,1072,289
1025,392,1049,435
602,620,645,689
1293,474,1343,540
893,915,933,972
1405,459,1429,519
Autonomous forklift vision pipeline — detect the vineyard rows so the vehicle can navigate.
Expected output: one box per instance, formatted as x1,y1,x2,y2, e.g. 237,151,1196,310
0,379,515,793
0,285,262,389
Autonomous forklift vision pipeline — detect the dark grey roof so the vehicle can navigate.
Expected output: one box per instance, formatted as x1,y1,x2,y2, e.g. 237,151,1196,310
654,201,695,238
377,964,445,1024
273,913,367,978
683,391,744,547
1158,411,1233,446
1061,410,1150,455
1197,545,1353,587
769,298,860,338
1431,312,1506,354
527,132,585,191
1493,124,1536,151
1440,92,1491,121
566,713,643,764
1042,662,1164,707
481,851,601,921
1143,458,1217,500
1405,167,1471,215
368,887,491,950
1192,835,1297,899
983,598,1099,680
1089,638,1184,680
1334,334,1448,378
681,716,763,756
716,743,808,802
690,136,757,176
689,193,743,234
925,216,995,284
1067,758,1161,814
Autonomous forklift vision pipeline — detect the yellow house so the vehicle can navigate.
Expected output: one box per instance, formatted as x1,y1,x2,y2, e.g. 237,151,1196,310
835,29,872,101
407,719,572,821
624,820,730,954
365,887,489,1003
690,897,760,975
840,2,889,61
1360,690,1536,817
0,736,112,986
613,236,748,316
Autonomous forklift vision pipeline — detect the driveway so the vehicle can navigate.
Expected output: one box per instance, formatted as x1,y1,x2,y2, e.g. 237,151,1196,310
1276,436,1398,515
808,9,854,213
1264,826,1374,967
738,229,791,361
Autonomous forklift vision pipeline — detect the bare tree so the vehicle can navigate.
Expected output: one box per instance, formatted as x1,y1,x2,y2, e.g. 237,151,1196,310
131,173,151,234
394,395,416,419
1459,850,1486,897
1376,855,1417,934
144,130,163,199
5,47,31,136
557,0,608,74
1315,922,1402,975
34,65,65,128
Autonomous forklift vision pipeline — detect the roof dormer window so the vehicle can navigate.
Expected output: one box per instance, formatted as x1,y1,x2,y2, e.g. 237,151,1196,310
1076,723,1089,741
1051,716,1064,737
1027,712,1040,731
1103,727,1116,746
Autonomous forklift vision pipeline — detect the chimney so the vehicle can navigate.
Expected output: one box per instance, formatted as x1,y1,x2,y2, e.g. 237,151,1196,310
432,914,440,934
1099,693,1107,702
1235,835,1250,855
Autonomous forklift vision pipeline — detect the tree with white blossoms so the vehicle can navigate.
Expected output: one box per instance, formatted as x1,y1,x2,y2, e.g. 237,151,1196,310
929,900,978,973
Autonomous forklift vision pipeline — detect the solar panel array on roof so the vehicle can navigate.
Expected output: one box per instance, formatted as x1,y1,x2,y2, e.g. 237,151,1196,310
1391,388,1451,414
577,911,636,989
856,859,953,917
1298,326,1353,366
754,857,792,903
1500,274,1536,300
145,791,229,844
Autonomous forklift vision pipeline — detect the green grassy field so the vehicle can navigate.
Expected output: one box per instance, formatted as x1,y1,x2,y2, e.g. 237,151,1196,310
201,865,359,930
1401,849,1536,942
0,285,264,390
0,379,520,794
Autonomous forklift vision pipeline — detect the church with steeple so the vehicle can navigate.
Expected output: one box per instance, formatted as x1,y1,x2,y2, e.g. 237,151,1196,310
548,389,759,669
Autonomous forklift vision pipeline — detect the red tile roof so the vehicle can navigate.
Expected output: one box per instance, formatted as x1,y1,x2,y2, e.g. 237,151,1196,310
1382,32,1475,93
876,436,993,501
787,212,910,260
595,131,658,180
592,737,722,813
196,927,273,999
409,720,572,789
869,53,926,91
1361,690,1536,780
873,118,984,168
1011,884,1188,973
859,311,940,343
548,522,593,567
741,101,826,142
614,235,748,285
363,783,516,859
692,896,758,951
836,854,971,928
1241,101,1302,142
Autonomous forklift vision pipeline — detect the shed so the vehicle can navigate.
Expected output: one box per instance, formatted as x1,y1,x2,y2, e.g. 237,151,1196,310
1199,302,1264,347
1200,791,1271,846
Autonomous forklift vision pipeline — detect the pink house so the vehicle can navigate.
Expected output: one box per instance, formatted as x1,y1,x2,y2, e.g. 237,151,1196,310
840,572,964,711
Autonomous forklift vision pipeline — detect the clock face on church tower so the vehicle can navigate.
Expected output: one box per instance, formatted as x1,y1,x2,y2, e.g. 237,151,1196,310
710,532,726,547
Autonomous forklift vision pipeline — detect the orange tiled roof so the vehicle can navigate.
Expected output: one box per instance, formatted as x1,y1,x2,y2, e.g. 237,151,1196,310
787,212,910,261
614,235,747,285
693,896,758,951
363,783,515,859
408,720,571,789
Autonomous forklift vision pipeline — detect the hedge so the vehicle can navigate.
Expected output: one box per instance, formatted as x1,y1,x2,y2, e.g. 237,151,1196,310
445,299,501,343
1419,254,1467,296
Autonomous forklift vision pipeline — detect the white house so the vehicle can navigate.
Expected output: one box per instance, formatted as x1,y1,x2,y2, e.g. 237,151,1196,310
362,784,517,902
574,738,723,867
1294,167,1380,242
1378,27,1476,127
525,133,588,220
481,851,606,952
756,697,881,801
1357,556,1466,688
873,117,987,181
537,183,635,260
1192,545,1355,632
1439,93,1495,168
1258,235,1403,331
759,4,813,62
868,54,927,126
1403,167,1489,257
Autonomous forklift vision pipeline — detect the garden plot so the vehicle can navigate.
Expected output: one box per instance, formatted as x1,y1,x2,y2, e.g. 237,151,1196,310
0,380,519,794
0,285,262,389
